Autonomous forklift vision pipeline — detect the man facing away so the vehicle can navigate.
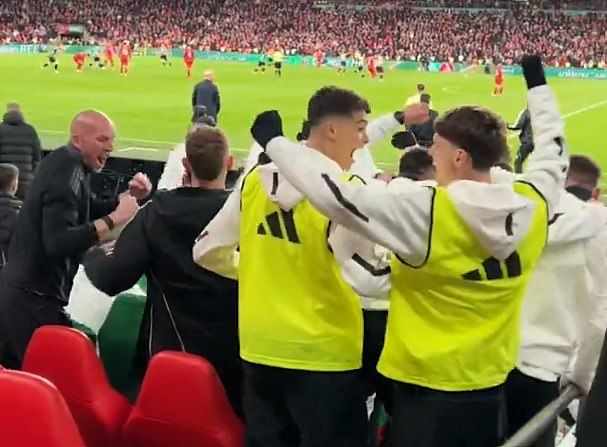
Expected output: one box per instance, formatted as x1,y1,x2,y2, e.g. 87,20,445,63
0,110,150,367
194,86,397,447
0,103,42,200
251,55,568,447
490,153,607,447
83,125,242,416
0,163,22,271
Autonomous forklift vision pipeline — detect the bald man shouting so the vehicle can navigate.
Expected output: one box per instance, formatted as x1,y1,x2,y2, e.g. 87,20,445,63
0,110,152,367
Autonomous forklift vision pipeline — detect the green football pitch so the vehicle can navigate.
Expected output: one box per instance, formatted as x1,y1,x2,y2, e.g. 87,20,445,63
0,53,605,176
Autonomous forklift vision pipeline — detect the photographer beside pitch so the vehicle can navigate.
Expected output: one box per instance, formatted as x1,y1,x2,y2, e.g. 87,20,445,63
251,55,568,447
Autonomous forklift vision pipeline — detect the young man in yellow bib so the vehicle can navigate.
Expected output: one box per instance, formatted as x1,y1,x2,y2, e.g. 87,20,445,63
252,55,568,447
194,86,405,447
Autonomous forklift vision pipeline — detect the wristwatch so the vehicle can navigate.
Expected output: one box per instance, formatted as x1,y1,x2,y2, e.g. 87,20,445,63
101,215,115,231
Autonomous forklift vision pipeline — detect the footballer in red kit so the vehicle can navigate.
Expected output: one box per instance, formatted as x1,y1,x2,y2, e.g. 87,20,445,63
104,42,115,68
493,63,504,96
184,46,195,78
367,56,377,78
314,49,323,68
73,52,87,72
119,42,131,76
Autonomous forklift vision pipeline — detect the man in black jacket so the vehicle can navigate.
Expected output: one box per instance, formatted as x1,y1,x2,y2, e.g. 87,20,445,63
0,110,150,368
84,125,241,416
0,103,42,200
192,70,221,123
0,163,22,271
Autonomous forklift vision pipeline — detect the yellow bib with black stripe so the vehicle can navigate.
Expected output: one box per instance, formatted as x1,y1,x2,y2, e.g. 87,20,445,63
238,168,363,371
378,181,547,390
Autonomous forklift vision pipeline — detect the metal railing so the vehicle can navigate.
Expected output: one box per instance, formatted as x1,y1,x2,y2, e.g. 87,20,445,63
499,385,582,447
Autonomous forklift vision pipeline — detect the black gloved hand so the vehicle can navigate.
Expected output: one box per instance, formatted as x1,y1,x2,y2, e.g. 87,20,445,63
391,131,418,150
521,55,546,89
251,110,284,149
296,120,310,142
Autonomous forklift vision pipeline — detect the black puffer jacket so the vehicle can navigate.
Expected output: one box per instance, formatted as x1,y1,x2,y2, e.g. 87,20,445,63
0,192,22,270
0,112,42,200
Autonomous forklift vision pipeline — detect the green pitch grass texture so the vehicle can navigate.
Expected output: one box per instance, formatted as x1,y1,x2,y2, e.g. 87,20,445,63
1,54,605,175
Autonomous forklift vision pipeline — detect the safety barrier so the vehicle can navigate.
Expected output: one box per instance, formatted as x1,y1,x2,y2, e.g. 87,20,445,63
500,385,581,447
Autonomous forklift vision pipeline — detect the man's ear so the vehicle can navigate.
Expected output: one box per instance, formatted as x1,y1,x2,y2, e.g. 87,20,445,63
592,187,602,201
226,153,235,171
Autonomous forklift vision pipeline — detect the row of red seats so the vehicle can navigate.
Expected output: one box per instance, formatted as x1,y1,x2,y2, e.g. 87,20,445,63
1,326,244,447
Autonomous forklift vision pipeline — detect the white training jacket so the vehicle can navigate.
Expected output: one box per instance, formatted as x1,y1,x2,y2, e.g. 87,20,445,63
512,188,607,389
263,84,567,273
193,114,402,304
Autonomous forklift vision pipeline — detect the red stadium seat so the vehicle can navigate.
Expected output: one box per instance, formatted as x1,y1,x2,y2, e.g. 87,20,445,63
0,370,85,447
22,325,131,447
123,351,245,447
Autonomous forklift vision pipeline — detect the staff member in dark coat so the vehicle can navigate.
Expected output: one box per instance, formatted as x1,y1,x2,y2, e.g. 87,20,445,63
192,70,220,122
0,110,151,368
0,103,42,200
509,107,533,173
84,125,241,416
0,163,22,271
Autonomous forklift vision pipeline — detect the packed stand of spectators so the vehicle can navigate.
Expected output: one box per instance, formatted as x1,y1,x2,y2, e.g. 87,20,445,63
0,0,605,66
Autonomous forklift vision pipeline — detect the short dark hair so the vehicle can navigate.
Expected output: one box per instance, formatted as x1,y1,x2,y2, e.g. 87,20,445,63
567,155,601,190
399,149,434,180
420,93,431,104
434,106,507,170
0,164,18,192
185,126,228,181
307,86,370,127
417,84,425,92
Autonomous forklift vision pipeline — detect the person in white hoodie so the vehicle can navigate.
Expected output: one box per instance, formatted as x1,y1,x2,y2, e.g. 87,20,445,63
500,180,607,447
562,155,607,447
249,55,568,447
193,86,401,447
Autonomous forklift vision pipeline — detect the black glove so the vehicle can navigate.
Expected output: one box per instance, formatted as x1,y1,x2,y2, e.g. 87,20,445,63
296,120,310,142
391,131,418,150
251,110,284,149
521,55,546,89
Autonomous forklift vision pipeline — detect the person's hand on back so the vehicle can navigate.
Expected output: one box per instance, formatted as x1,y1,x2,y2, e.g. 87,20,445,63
251,110,284,149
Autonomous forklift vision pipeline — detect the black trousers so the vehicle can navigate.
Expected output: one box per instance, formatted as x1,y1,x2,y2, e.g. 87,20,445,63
243,361,367,447
362,310,392,414
0,286,71,368
577,329,607,447
504,368,558,447
389,381,506,447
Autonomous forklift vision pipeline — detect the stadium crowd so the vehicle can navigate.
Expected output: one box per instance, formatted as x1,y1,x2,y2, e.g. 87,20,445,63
0,0,606,67
0,49,605,447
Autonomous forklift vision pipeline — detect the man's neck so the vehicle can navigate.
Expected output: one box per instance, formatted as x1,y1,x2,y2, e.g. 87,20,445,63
306,135,342,170
189,178,225,190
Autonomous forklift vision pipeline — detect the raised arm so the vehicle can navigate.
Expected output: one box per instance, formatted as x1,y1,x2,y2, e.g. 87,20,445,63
192,185,241,280
366,112,402,147
519,56,569,216
265,136,433,265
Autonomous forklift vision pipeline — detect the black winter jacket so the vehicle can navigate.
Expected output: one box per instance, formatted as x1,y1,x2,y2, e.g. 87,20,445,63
0,192,22,269
83,187,239,408
0,112,42,199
